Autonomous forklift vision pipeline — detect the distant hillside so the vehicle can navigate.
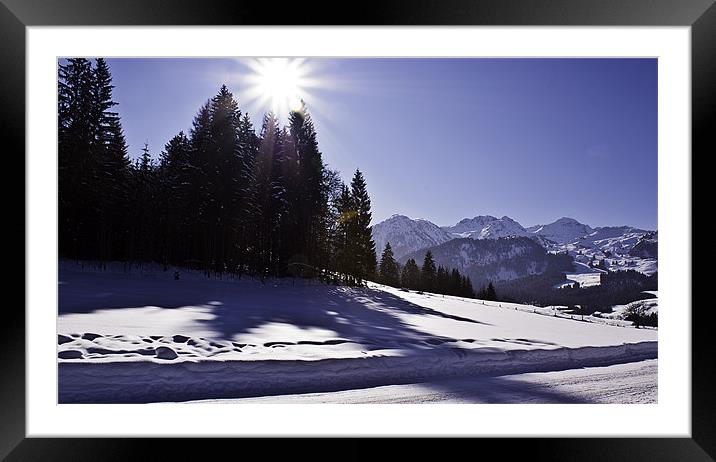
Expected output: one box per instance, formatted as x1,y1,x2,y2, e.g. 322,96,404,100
400,236,573,287
372,213,657,276
442,215,528,239
629,233,658,259
371,214,453,260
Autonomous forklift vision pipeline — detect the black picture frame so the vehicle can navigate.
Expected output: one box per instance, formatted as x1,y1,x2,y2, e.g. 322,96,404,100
2,0,712,459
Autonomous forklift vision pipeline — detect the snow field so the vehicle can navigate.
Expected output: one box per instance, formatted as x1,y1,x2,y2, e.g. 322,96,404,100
188,359,658,404
58,265,658,403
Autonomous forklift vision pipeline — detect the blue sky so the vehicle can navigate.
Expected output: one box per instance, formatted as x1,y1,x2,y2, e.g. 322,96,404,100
103,58,657,229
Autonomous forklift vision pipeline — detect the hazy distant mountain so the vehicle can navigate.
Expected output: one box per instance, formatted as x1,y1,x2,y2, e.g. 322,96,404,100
443,215,528,240
442,215,498,238
528,217,594,245
628,232,658,259
371,214,453,260
371,213,657,275
400,236,570,286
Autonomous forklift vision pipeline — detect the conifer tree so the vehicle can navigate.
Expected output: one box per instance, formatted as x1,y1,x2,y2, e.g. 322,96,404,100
436,265,449,293
59,58,132,261
464,276,476,298
486,281,497,300
157,132,192,264
92,58,131,261
206,85,242,272
99,116,131,260
128,143,157,262
58,58,97,259
421,250,437,292
250,112,285,274
91,58,118,141
349,169,377,282
276,124,301,273
288,103,328,271
234,112,259,273
333,183,354,283
401,258,421,290
450,268,462,296
186,101,213,267
57,65,377,284
479,281,497,301
378,242,400,287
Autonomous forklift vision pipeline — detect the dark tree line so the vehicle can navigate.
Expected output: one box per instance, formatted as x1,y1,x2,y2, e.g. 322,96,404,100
378,246,476,298
476,282,497,301
497,268,657,314
59,58,131,261
58,58,377,282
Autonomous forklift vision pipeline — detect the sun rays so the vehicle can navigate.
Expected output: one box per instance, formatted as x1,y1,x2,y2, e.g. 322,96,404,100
240,58,318,118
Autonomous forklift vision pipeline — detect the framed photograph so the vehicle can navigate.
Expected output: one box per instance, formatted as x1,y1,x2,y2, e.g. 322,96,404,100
4,0,713,459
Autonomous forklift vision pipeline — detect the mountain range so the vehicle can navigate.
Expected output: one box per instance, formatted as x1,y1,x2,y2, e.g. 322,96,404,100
372,214,657,277
399,236,573,287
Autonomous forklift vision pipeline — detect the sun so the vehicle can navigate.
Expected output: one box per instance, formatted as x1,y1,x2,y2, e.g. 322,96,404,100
244,58,311,116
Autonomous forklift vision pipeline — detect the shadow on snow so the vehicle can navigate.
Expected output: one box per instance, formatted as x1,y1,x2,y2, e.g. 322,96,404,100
58,269,492,352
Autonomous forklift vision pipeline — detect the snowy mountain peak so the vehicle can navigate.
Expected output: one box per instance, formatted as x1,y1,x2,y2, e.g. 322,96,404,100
372,215,453,260
449,216,497,233
478,216,528,239
555,217,583,224
458,215,497,225
529,217,594,245
443,215,526,240
500,216,523,225
374,212,657,275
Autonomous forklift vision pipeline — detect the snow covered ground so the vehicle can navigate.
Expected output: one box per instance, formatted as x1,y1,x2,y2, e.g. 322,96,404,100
554,272,603,289
607,258,658,275
58,262,657,403
189,359,657,404
598,295,659,321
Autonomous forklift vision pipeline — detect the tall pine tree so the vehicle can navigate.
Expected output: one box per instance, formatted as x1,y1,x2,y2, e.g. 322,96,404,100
58,65,378,284
58,58,96,259
251,112,285,275
288,103,329,275
421,250,437,292
378,242,400,287
157,131,192,264
58,58,131,261
401,258,420,290
333,183,354,283
92,58,131,261
349,169,377,282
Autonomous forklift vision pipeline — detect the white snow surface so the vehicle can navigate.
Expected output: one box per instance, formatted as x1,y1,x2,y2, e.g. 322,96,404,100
601,297,659,321
58,263,657,403
606,257,658,275
557,273,602,288
190,359,658,404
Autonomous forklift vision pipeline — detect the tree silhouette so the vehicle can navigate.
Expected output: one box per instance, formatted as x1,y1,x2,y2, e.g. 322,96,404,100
57,59,379,285
378,242,400,287
421,250,437,292
401,258,421,290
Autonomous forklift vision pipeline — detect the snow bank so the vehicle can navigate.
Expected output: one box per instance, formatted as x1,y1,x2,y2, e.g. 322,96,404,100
190,359,658,404
59,341,656,403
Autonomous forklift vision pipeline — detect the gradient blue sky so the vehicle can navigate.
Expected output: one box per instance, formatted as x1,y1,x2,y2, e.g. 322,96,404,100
102,58,657,229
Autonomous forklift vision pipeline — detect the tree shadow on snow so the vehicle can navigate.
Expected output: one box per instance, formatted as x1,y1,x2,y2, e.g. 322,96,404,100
58,269,490,352
414,374,591,404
